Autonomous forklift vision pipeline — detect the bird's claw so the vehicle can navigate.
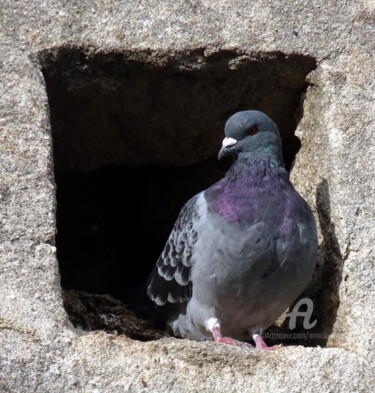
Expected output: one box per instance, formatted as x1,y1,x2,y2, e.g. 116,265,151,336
215,336,253,348
253,333,280,350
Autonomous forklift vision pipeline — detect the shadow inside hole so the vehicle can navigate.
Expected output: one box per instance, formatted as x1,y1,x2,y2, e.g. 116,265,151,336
41,47,318,338
310,178,344,345
41,48,316,172
56,159,229,314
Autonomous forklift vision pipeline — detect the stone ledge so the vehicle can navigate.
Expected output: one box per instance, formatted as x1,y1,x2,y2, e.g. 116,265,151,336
1,329,374,392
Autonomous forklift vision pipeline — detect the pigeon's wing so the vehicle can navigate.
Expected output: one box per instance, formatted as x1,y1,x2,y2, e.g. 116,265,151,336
147,194,201,306
279,210,317,276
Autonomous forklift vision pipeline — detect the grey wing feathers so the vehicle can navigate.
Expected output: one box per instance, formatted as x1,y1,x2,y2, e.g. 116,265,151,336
147,194,200,306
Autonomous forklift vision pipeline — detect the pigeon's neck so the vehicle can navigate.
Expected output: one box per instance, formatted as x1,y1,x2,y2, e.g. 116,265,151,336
226,146,286,179
205,146,290,223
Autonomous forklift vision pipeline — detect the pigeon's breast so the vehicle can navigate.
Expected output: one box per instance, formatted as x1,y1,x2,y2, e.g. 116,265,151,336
189,175,317,338
201,165,317,286
205,166,291,225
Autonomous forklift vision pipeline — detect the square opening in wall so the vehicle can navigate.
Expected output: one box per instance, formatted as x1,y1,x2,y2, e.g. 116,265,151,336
40,48,317,342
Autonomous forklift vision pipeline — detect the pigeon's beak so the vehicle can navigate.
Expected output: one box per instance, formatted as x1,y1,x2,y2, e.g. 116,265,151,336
218,137,238,160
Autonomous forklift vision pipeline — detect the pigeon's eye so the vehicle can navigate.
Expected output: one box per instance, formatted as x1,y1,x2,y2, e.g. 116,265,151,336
248,126,258,136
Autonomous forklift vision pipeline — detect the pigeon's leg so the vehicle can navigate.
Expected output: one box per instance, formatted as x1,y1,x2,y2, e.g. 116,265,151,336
205,318,253,348
252,333,278,351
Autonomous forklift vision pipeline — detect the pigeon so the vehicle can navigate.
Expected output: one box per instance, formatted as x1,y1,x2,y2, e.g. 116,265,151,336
147,110,317,350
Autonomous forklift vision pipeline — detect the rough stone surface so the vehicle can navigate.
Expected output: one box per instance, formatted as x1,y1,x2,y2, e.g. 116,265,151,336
1,1,375,392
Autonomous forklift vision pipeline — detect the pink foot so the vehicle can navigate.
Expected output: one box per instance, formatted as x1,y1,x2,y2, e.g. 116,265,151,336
253,334,278,351
212,327,252,348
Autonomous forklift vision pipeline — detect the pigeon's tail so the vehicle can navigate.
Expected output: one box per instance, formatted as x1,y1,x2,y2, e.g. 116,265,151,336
146,266,168,306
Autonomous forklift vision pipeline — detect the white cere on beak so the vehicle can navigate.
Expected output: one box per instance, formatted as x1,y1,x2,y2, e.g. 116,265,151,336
222,137,238,148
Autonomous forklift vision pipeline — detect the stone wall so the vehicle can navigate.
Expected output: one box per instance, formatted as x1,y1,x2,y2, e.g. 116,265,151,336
1,1,374,392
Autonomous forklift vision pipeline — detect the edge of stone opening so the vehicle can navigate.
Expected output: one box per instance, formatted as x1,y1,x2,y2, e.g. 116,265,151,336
33,44,318,70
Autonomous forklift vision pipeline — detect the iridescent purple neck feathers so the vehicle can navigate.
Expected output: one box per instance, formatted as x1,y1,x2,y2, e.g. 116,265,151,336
205,151,291,223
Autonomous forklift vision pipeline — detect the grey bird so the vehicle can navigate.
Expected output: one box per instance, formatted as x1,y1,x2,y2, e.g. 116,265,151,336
147,110,317,349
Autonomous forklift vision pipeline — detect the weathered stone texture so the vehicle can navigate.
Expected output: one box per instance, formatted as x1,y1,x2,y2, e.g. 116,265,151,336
1,1,375,392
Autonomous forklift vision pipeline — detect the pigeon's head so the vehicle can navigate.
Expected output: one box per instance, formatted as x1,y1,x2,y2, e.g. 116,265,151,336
218,110,282,160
